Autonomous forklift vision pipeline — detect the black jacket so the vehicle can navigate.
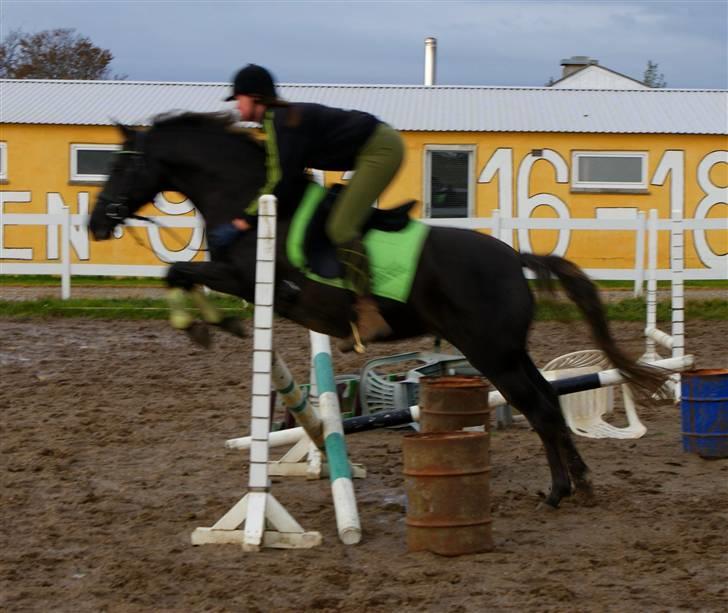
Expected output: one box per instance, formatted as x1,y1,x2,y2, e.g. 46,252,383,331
243,102,380,220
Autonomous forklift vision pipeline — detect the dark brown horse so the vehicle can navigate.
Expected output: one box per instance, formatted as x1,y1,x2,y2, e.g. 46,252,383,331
88,112,666,508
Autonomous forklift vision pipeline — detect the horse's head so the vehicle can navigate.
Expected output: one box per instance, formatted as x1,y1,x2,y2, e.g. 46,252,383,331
88,124,162,240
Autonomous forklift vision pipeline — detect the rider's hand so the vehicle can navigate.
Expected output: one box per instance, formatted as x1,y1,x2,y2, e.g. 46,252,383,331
232,218,251,231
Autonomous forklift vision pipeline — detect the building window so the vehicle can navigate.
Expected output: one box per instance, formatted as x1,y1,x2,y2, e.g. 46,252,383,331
572,151,648,191
425,145,475,218
0,142,7,181
70,144,121,182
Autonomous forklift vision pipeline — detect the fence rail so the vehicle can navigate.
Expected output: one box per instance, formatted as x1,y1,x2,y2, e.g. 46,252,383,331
1,208,726,299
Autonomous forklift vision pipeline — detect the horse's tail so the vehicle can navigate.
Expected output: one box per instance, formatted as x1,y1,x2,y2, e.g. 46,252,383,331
519,252,669,395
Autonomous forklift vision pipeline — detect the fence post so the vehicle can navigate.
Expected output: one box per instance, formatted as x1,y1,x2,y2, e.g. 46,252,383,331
61,206,71,300
633,211,646,297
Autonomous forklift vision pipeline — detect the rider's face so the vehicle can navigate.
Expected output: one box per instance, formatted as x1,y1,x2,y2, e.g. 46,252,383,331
236,95,264,122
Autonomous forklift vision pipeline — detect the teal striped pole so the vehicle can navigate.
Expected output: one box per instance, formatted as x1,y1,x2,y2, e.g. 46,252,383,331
271,352,324,449
310,332,361,545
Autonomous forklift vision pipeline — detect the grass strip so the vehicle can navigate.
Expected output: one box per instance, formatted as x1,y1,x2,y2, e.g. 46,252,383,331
0,297,725,321
0,275,167,287
534,298,727,322
0,296,251,320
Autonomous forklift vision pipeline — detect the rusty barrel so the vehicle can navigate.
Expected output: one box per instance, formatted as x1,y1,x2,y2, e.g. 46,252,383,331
402,431,492,556
419,375,491,432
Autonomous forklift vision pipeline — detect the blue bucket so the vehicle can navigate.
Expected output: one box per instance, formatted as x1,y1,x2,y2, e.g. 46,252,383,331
681,369,728,458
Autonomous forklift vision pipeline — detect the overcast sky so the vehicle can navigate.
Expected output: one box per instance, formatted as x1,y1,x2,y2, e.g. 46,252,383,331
2,0,726,89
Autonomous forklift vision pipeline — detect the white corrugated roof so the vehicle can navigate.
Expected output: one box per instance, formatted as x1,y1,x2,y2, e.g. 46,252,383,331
1,79,726,134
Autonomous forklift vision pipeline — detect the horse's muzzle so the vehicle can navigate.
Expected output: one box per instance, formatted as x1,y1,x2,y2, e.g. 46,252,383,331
89,198,126,241
90,225,113,241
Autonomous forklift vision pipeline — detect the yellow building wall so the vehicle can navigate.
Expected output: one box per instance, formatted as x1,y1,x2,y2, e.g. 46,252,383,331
0,124,201,266
1,124,726,272
327,131,727,272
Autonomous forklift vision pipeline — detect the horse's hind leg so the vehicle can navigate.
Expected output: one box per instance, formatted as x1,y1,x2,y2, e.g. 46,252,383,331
465,348,585,507
517,354,594,502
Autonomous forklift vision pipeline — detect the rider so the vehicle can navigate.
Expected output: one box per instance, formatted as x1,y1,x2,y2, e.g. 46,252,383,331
225,63,405,351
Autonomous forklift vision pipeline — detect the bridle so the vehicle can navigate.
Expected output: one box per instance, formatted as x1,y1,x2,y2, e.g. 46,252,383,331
94,131,205,260
97,145,153,225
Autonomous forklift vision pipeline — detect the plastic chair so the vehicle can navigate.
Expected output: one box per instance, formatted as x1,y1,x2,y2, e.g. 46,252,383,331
543,349,646,439
358,352,473,415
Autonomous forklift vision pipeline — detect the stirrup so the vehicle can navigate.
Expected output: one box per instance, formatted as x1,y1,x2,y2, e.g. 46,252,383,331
350,321,366,354
337,321,366,354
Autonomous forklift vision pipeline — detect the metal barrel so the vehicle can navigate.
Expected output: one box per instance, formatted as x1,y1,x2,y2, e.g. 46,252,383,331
681,369,728,458
419,376,491,432
402,431,492,556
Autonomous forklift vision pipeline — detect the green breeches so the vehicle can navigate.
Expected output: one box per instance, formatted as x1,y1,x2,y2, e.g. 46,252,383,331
325,123,404,246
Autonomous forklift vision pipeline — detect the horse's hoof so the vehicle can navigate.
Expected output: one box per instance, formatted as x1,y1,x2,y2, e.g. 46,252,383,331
217,316,246,339
536,500,559,513
536,488,565,509
536,499,560,511
186,321,212,349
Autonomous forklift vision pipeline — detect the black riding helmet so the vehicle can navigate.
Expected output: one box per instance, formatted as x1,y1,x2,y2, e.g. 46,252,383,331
224,64,278,102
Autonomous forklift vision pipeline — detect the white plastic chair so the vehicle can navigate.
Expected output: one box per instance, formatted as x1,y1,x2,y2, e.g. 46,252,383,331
543,350,646,439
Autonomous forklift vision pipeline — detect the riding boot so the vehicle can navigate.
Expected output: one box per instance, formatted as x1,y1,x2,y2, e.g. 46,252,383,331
335,237,391,353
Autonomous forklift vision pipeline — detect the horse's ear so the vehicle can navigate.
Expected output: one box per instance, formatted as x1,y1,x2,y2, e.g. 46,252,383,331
110,118,135,141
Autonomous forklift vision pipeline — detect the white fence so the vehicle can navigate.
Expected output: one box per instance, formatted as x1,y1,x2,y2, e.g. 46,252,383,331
0,208,725,299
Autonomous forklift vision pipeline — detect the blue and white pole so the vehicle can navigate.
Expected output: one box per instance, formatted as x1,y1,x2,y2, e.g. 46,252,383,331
310,332,362,545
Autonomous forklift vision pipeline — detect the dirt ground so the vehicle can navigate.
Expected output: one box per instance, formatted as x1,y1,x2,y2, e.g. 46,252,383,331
1,315,727,612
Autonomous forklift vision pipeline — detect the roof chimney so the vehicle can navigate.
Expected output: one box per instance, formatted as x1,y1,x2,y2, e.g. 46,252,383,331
560,55,599,78
424,37,437,86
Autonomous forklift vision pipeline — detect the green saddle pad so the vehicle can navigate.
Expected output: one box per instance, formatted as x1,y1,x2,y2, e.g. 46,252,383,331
286,184,430,303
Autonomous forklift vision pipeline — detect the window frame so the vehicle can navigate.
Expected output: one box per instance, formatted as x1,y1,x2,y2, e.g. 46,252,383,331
423,144,476,218
571,150,648,193
70,143,121,183
0,142,7,182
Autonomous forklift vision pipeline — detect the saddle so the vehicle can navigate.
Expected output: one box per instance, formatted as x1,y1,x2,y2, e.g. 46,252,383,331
302,183,417,279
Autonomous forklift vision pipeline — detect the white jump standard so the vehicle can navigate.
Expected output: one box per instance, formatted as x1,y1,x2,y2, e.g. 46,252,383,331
643,208,685,402
191,195,322,551
191,194,362,550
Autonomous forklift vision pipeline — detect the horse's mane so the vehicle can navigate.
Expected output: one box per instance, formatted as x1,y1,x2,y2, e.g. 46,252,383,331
150,111,261,148
152,110,236,130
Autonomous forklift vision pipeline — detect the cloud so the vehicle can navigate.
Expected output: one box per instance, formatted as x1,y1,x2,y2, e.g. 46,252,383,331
2,0,725,88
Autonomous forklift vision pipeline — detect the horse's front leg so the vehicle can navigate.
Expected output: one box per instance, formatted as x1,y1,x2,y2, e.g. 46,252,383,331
164,285,212,347
165,262,251,346
189,286,247,339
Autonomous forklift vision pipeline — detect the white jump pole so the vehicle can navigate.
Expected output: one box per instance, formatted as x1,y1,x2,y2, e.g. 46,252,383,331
191,195,321,551
644,209,660,362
